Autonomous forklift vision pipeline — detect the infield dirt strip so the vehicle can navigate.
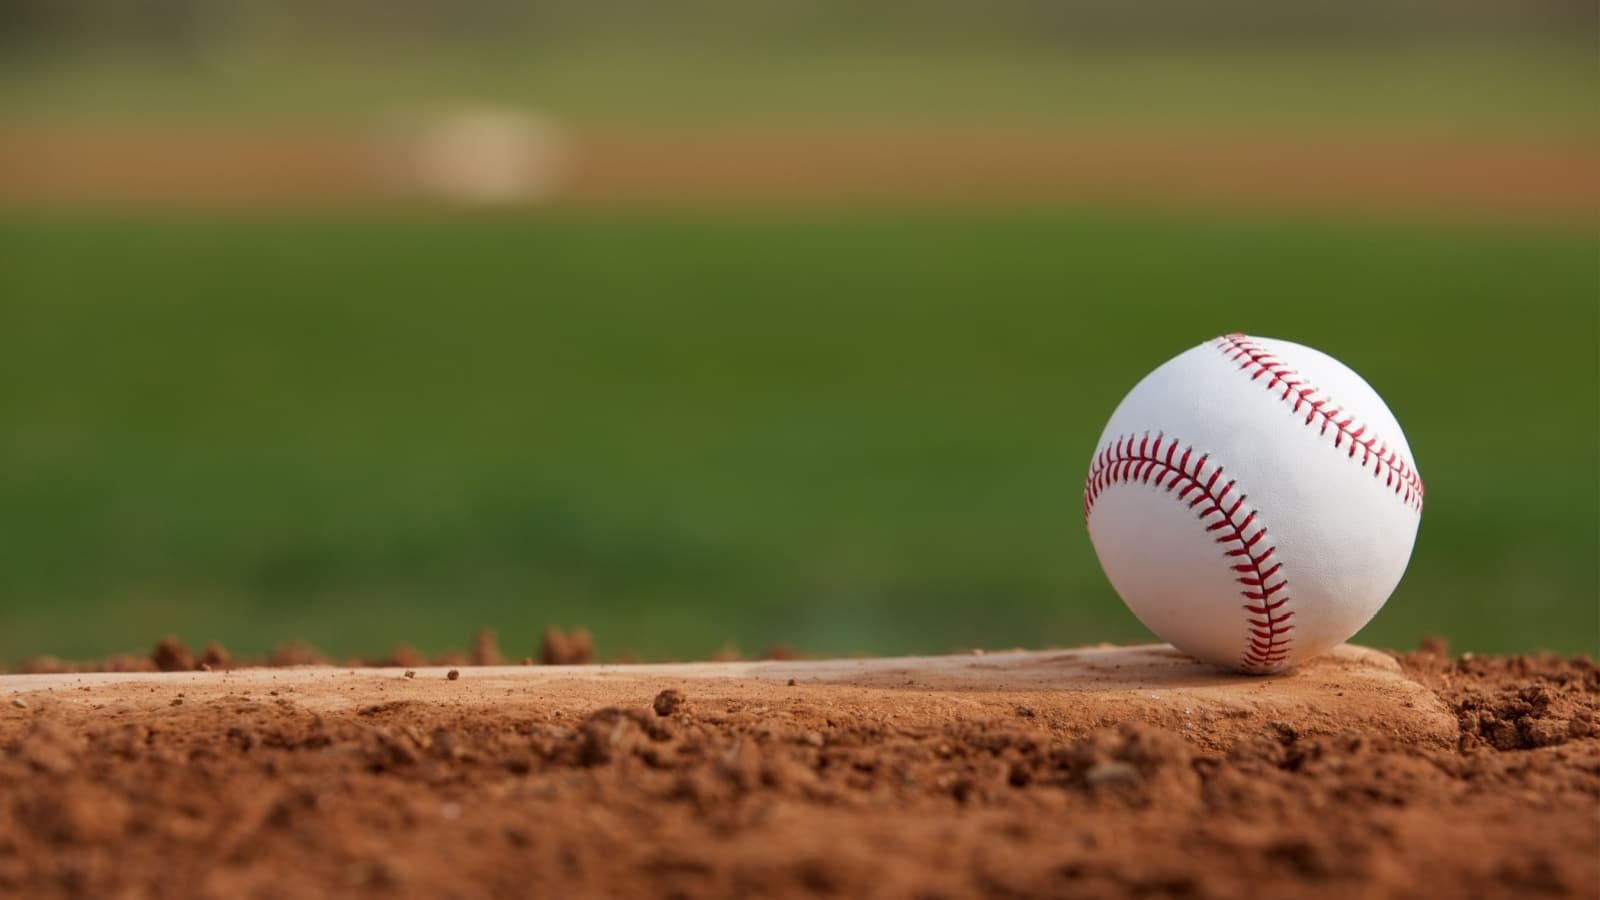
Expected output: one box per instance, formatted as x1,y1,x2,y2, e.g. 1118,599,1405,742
1,127,1596,220
2,643,1597,900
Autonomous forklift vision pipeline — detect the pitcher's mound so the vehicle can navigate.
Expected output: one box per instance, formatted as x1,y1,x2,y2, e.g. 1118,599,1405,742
2,643,1595,900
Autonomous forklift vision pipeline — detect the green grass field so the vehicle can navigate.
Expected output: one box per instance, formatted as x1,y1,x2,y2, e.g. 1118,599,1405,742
3,43,1593,135
2,209,1594,664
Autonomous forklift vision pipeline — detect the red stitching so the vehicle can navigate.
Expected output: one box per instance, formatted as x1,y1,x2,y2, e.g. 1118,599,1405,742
1084,433,1293,671
1214,334,1423,512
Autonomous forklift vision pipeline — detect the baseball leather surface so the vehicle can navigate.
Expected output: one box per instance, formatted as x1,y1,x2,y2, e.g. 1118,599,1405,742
1084,334,1423,673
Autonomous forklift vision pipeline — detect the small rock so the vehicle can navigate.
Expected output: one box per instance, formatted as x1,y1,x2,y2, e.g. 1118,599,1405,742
404,670,416,680
446,669,461,681
1085,760,1142,787
10,698,26,709
653,688,685,717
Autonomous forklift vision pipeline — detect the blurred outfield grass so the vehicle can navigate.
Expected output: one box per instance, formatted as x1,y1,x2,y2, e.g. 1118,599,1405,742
1,210,1594,663
2,43,1594,135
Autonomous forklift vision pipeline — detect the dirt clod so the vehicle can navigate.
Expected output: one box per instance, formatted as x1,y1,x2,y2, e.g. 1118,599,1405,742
446,669,460,681
1399,650,1598,750
383,644,427,668
268,641,328,667
197,641,232,670
150,636,194,672
652,688,686,717
470,629,503,666
539,627,596,665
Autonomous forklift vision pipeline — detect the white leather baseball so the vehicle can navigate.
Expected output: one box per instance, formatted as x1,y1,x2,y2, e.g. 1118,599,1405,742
1083,334,1423,674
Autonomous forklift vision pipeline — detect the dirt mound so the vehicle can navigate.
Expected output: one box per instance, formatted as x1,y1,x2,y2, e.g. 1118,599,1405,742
0,645,1594,899
538,626,596,665
1401,647,1599,751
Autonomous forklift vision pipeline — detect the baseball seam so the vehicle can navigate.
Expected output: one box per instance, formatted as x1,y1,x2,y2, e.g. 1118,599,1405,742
1084,433,1293,671
1214,334,1423,512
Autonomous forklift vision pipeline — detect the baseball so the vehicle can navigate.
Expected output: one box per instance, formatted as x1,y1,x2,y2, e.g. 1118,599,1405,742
1084,333,1423,674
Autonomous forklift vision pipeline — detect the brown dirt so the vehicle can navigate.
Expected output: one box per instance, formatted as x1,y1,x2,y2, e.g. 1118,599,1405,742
0,125,1595,222
1,642,1595,900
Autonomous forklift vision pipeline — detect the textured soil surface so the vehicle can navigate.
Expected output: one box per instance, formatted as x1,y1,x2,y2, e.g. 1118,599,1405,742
1,643,1596,900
